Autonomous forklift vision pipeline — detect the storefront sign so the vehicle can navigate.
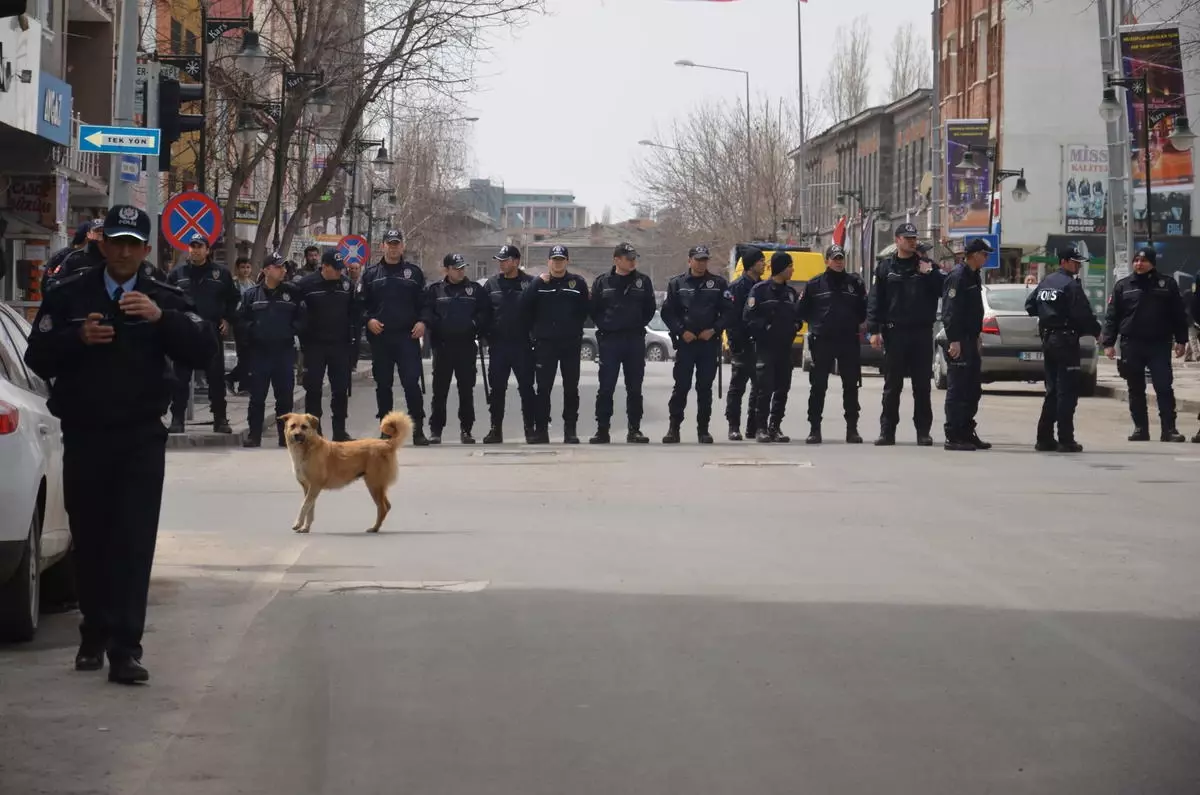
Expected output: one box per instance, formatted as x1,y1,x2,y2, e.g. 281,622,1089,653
5,176,55,229
222,198,261,223
36,73,72,146
1064,145,1109,235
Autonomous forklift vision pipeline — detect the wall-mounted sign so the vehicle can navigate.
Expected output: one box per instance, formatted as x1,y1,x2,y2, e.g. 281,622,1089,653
36,73,72,146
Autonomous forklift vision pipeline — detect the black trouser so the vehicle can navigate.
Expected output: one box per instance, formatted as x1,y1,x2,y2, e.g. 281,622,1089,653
248,345,295,439
430,339,477,434
369,331,425,421
669,338,721,428
63,423,167,661
302,342,351,425
880,327,934,436
1038,330,1082,443
487,338,536,428
754,343,794,430
534,337,582,429
229,329,250,391
725,337,759,432
170,326,226,421
807,335,861,426
1121,338,1176,430
596,333,646,429
943,337,982,440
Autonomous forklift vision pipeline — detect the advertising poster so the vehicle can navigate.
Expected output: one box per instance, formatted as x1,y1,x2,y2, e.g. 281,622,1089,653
1064,145,1109,234
1117,25,1194,190
944,119,991,236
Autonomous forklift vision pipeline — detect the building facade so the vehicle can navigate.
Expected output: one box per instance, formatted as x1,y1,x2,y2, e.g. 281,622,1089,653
456,179,588,237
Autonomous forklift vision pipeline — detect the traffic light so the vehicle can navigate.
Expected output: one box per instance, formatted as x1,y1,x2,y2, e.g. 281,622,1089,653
0,0,27,19
158,77,204,173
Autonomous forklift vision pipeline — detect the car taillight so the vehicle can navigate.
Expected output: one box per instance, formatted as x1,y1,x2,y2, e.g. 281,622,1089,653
0,401,18,435
982,316,1001,335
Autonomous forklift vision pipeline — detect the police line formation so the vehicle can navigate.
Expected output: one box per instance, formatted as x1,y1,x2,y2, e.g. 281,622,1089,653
38,208,1200,455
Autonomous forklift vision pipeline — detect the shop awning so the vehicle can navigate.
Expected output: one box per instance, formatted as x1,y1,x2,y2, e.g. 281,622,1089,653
0,211,56,239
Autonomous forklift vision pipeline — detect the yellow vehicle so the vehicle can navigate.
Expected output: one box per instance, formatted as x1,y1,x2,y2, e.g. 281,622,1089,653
723,243,824,364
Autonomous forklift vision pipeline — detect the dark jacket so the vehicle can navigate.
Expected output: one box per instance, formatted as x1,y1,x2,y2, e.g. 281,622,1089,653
744,279,801,348
24,265,216,434
866,254,945,333
484,271,535,343
725,272,761,342
661,271,731,339
589,269,656,336
518,272,590,341
238,281,305,348
360,258,427,334
296,272,361,346
1100,268,1189,347
939,264,985,343
797,269,867,339
166,260,240,325
426,278,492,344
43,243,103,293
1025,268,1102,337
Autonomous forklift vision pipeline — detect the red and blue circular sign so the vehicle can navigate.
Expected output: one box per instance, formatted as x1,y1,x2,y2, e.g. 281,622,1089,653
163,191,224,252
337,234,369,268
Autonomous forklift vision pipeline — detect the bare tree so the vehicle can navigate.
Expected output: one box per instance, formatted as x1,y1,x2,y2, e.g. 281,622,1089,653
886,22,932,102
821,15,873,123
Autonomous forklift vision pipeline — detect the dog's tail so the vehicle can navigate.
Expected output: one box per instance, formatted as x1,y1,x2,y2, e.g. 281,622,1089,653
380,411,413,447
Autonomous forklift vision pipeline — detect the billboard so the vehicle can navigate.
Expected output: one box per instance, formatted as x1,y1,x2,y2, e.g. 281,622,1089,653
1117,24,1194,191
944,119,991,236
1065,145,1109,235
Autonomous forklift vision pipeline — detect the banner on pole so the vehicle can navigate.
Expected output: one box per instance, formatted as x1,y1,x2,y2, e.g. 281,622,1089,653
1117,24,1194,191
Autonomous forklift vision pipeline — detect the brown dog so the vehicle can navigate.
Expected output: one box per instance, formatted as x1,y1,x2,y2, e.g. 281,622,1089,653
279,411,413,533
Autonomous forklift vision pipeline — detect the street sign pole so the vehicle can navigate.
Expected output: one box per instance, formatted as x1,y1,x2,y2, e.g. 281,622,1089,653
146,61,161,266
109,0,140,206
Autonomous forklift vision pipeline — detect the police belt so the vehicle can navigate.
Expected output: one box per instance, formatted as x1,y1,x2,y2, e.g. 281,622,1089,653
1040,328,1079,340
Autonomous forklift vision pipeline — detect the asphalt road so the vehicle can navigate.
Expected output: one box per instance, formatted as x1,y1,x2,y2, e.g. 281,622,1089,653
3,362,1200,794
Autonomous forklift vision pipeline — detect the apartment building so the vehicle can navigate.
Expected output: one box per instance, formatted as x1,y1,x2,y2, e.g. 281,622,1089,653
456,179,588,238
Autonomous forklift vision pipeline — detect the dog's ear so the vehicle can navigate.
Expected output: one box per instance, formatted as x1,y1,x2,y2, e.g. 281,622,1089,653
279,413,295,424
304,414,320,427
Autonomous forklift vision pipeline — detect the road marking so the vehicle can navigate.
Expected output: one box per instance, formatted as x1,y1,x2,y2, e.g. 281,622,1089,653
1174,457,1200,463
473,450,559,457
703,460,813,468
297,580,490,595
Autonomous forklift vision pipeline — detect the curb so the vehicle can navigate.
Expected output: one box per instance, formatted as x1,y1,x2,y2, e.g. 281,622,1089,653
1093,383,1200,416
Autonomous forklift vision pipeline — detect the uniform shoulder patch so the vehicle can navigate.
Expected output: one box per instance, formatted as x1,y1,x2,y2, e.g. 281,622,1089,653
948,288,957,298
747,296,756,308
38,315,53,332
185,312,205,325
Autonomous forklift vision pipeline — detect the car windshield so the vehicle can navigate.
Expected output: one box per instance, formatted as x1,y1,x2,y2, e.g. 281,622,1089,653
648,313,668,332
985,286,1033,313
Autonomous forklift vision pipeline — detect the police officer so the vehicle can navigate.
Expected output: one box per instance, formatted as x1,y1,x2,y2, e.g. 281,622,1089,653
797,244,867,444
482,244,537,443
166,233,240,434
518,245,589,444
866,222,945,446
43,219,104,292
724,246,765,441
360,229,430,445
240,254,305,448
940,237,993,451
296,249,360,441
1100,246,1189,442
24,205,216,684
661,245,730,444
744,251,801,443
1025,246,1102,452
589,242,656,444
426,253,492,444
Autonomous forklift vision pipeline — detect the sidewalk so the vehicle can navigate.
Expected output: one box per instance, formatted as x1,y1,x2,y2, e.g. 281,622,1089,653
1093,358,1200,417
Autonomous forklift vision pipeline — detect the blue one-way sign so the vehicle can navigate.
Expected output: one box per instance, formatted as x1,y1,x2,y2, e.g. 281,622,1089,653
78,125,161,156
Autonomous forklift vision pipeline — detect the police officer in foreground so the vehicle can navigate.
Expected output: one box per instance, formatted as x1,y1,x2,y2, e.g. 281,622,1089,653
866,222,945,446
482,244,536,444
240,253,305,448
724,246,765,441
589,242,656,444
296,249,360,441
661,245,730,444
361,229,430,445
1100,246,1189,442
940,237,993,451
798,244,867,444
745,251,801,443
426,253,491,444
166,233,240,434
24,205,216,684
519,245,590,444
1025,246,1102,452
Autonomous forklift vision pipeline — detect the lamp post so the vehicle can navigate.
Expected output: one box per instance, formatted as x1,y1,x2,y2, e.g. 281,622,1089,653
267,71,331,249
675,59,754,238
955,146,1030,238
345,139,392,235
362,188,395,251
198,15,263,194
1099,77,1155,243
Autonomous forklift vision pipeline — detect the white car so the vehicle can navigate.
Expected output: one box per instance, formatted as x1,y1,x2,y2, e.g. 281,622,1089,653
0,303,73,642
645,312,674,362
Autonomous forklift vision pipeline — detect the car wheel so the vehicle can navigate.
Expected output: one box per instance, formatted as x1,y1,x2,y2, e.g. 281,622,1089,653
1079,370,1097,397
645,343,667,362
933,348,949,390
580,342,597,362
0,510,41,643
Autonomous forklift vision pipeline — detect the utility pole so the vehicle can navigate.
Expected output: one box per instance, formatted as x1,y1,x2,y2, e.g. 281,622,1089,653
109,0,140,206
1097,0,1131,302
929,0,942,244
795,0,807,241
146,61,161,264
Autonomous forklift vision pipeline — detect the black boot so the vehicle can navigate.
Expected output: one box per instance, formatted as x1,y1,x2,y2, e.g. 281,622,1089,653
332,419,353,443
728,423,743,442
1192,429,1200,444
874,431,896,446
168,416,185,434
697,425,714,444
277,419,287,447
662,423,681,444
627,427,649,444
943,431,976,451
846,423,863,444
563,423,579,444
523,422,538,444
428,428,443,445
916,433,934,447
242,435,261,448
806,423,822,445
483,425,504,444
460,428,476,444
1056,440,1084,453
529,425,550,444
411,424,431,446
1035,438,1058,452
589,426,611,444
769,426,790,443
1161,427,1185,443
1128,427,1150,441
755,429,773,443
213,416,232,434
968,430,992,450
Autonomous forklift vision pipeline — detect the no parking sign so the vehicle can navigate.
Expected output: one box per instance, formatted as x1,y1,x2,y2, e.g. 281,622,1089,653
338,234,369,268
163,191,224,252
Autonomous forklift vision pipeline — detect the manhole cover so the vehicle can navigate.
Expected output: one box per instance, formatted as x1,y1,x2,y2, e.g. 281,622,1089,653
703,460,813,468
297,580,489,594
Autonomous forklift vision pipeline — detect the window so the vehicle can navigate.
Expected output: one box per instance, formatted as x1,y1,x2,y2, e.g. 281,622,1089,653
184,30,197,54
975,16,988,82
0,309,39,395
170,19,182,53
944,34,957,95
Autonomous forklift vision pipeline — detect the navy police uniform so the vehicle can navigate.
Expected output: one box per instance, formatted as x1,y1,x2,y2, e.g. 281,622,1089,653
426,254,492,443
239,256,305,447
939,241,989,450
661,246,730,443
1026,248,1102,451
798,244,867,443
482,245,537,442
723,246,764,440
589,243,656,443
24,206,217,682
744,252,801,443
518,245,590,443
296,250,361,440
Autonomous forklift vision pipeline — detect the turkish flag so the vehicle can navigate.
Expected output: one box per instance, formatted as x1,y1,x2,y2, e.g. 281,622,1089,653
832,216,848,247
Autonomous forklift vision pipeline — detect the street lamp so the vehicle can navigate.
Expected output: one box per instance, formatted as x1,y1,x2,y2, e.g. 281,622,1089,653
834,189,862,219
345,138,387,234
235,30,268,75
372,145,393,175
638,139,700,156
1099,75,1155,242
235,106,265,149
1170,116,1196,151
270,71,327,248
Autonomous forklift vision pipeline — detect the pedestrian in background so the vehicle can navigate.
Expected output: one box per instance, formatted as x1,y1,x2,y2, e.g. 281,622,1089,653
426,253,491,444
226,256,256,395
589,242,656,444
482,245,536,443
25,205,216,684
297,245,321,280
297,249,361,441
940,237,993,451
43,219,104,292
744,251,801,443
240,253,304,448
724,246,765,441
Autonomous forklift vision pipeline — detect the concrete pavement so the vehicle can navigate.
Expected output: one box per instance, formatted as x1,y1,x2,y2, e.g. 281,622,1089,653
3,366,1199,793
1094,358,1200,417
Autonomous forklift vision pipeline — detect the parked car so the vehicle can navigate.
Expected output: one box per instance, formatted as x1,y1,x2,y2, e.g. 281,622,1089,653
801,328,885,373
932,283,1099,396
0,303,74,642
645,312,673,362
581,320,598,361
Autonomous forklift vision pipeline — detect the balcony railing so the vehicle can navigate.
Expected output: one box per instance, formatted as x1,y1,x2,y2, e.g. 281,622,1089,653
53,113,105,186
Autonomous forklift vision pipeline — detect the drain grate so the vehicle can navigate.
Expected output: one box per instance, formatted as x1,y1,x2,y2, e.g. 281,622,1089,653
703,460,813,468
297,580,489,595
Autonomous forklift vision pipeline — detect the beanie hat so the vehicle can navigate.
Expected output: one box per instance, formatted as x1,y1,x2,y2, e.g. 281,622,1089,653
1135,246,1157,266
743,247,765,267
770,251,793,276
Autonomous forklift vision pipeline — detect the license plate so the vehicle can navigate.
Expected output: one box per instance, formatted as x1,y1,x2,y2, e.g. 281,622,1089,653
1019,351,1044,361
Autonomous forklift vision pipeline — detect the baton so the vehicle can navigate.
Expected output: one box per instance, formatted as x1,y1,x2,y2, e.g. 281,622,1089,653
716,340,724,399
479,340,491,405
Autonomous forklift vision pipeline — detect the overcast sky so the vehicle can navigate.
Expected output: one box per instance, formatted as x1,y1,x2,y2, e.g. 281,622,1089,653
461,0,931,221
